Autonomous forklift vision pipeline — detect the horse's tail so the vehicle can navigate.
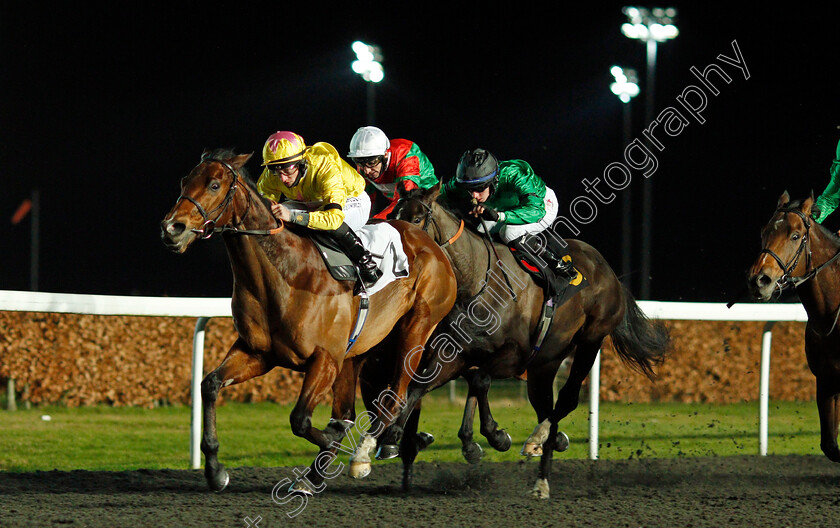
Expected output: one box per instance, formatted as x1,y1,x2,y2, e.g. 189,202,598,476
608,284,670,380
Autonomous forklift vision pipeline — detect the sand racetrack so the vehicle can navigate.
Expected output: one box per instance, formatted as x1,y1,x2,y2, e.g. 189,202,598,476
2,455,839,527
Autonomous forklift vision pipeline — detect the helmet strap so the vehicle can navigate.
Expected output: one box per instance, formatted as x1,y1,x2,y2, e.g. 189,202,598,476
288,161,307,188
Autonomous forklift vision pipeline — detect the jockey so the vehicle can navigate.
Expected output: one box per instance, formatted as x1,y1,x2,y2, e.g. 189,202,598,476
440,148,576,281
813,137,840,224
257,131,382,287
347,126,439,219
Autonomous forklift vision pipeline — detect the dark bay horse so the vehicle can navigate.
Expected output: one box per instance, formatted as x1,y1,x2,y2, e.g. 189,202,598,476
350,183,670,498
747,191,840,462
160,149,456,492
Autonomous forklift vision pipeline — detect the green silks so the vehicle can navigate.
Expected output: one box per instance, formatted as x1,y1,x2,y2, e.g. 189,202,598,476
813,138,840,224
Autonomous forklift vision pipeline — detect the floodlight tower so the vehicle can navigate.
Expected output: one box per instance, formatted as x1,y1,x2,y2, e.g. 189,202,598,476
621,6,678,300
351,41,384,124
610,66,640,292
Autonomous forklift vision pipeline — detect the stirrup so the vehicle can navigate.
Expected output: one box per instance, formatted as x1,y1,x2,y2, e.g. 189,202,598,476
555,261,577,281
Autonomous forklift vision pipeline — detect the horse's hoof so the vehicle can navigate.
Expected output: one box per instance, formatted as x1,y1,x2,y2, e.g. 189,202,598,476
416,432,435,451
530,478,550,499
554,431,570,453
349,461,371,479
376,444,400,460
820,443,840,462
489,430,512,452
288,478,315,496
207,467,230,493
520,442,543,457
462,442,484,464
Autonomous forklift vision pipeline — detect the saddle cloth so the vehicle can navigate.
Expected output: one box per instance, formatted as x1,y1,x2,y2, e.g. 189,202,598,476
310,222,410,296
510,238,589,307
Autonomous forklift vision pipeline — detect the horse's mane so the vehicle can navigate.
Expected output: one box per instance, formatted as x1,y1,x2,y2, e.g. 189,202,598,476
203,147,274,211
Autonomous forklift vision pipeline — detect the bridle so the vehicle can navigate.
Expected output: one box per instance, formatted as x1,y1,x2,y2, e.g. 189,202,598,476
176,156,283,239
759,207,814,292
394,194,519,301
761,206,840,334
395,196,464,248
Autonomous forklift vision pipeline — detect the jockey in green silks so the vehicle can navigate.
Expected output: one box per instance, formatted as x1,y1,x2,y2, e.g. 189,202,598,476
813,138,840,224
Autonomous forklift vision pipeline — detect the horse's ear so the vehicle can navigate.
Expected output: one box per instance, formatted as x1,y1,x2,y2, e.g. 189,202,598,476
396,179,408,198
777,190,790,209
802,192,816,217
427,180,442,201
231,152,253,169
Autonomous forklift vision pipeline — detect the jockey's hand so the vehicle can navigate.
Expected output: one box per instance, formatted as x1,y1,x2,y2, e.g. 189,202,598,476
270,202,291,222
479,207,499,221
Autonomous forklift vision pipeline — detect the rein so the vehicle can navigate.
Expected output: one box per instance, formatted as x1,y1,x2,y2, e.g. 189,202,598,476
397,195,519,302
177,157,284,239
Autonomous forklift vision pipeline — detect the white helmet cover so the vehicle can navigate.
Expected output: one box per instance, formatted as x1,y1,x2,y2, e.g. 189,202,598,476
348,126,390,158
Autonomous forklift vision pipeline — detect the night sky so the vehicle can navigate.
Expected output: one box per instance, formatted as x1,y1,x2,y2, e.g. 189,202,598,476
1,3,838,302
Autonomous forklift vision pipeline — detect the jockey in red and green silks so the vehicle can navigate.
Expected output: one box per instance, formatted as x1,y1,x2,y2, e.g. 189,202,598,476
814,138,840,223
347,126,439,220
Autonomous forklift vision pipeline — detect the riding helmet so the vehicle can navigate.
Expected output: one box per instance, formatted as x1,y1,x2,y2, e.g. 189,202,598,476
455,148,499,193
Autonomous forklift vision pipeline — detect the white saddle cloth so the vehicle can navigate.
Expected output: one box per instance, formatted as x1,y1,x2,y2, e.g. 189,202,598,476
356,223,410,296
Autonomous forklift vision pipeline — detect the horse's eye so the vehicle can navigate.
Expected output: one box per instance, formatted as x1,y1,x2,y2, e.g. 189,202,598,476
210,182,221,192
413,217,422,224
791,233,799,240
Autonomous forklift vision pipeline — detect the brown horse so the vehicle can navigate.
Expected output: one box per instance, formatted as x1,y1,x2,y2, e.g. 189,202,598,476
747,191,840,462
350,183,670,498
159,149,456,492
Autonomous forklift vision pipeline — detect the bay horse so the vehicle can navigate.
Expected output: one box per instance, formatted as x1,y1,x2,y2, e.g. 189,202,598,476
159,149,456,493
350,183,670,498
747,191,840,462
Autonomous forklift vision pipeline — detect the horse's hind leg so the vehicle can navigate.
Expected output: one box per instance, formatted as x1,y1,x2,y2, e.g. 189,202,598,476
201,338,270,492
532,342,600,500
816,376,840,462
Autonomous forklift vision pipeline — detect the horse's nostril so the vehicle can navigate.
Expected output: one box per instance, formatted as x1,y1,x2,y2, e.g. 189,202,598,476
757,274,772,287
160,220,185,238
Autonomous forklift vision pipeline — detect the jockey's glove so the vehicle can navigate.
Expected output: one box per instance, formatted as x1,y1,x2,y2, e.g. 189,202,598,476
480,207,501,221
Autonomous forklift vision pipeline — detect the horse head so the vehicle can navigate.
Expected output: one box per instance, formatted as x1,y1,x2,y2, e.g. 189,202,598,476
389,180,441,228
160,149,255,253
747,190,819,300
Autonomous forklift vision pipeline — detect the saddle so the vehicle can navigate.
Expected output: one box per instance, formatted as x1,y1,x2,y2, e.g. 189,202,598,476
308,231,358,283
509,236,590,373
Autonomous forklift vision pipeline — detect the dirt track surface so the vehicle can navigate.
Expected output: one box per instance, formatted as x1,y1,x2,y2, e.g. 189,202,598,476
1,456,839,527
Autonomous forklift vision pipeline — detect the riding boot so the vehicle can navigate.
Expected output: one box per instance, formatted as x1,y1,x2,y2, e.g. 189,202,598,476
332,223,383,288
509,235,577,282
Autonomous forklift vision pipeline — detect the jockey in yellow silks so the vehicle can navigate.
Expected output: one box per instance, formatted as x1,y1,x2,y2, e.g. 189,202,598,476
257,131,381,287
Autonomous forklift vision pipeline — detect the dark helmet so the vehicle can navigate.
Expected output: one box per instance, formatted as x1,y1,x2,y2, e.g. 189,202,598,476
455,148,499,193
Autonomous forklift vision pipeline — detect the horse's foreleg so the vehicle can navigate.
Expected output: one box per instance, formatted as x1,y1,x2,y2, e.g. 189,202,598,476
201,339,270,492
816,376,840,462
398,399,431,491
458,372,482,464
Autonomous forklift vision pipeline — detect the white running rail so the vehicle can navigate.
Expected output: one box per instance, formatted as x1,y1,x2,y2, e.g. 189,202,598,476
0,291,809,466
